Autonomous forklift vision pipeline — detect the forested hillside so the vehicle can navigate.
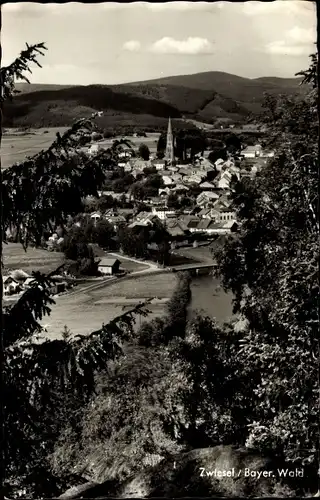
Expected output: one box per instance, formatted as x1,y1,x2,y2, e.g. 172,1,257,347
8,71,307,129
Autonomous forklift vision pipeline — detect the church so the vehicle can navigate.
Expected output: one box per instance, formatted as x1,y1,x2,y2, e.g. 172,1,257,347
165,117,175,165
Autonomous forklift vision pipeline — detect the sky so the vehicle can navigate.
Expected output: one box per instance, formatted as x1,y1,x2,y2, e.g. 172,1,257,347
1,1,317,85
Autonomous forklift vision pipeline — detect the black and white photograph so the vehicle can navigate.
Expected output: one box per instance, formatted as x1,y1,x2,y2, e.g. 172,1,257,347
1,1,318,498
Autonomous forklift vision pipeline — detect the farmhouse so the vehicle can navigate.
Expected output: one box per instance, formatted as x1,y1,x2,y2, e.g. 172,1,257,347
98,258,121,275
3,276,20,295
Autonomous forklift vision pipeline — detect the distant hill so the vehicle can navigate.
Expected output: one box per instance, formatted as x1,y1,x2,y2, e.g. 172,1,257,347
15,83,74,94
5,71,306,129
127,71,305,119
3,85,182,128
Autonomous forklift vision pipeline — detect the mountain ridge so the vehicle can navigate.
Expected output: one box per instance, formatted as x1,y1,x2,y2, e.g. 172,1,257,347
7,71,306,129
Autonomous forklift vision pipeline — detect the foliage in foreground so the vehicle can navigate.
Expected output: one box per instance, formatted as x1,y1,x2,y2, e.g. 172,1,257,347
2,43,319,498
213,53,319,470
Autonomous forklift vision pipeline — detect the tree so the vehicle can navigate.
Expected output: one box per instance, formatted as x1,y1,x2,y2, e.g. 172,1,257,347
51,343,190,485
163,272,192,341
167,193,180,209
157,132,166,158
208,146,227,164
1,44,150,498
138,143,150,160
175,129,206,162
145,172,164,191
212,53,319,480
93,219,115,249
225,133,241,154
117,226,148,259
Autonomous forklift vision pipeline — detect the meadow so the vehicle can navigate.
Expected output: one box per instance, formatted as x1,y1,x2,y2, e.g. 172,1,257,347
1,128,69,169
3,243,64,275
3,243,147,275
1,129,160,169
39,273,178,339
96,132,160,154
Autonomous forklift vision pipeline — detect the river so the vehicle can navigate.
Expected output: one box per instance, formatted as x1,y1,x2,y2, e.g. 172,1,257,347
190,273,234,323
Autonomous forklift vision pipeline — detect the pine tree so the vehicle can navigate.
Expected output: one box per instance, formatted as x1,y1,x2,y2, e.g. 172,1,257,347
1,43,150,497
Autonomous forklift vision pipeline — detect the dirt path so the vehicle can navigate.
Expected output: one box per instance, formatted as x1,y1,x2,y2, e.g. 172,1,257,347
108,252,159,271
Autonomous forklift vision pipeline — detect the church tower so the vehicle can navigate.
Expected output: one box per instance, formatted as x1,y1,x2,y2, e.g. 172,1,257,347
165,117,175,164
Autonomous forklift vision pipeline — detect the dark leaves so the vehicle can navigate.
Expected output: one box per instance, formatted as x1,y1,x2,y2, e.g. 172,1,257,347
0,42,47,102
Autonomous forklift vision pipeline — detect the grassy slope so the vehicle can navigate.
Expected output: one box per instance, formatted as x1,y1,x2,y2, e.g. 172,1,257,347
3,243,64,275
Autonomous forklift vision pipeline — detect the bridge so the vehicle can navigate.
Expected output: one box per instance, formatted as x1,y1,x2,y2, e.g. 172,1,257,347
170,262,217,272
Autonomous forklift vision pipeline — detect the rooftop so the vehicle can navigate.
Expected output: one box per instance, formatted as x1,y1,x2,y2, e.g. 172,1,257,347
99,258,120,267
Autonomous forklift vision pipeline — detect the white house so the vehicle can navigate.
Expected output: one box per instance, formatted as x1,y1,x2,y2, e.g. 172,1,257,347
151,207,176,221
118,151,132,159
129,213,160,228
260,150,275,158
216,170,233,189
23,277,36,288
159,187,171,196
88,144,100,155
171,174,183,183
217,208,236,222
124,163,133,172
186,174,204,185
167,165,179,172
90,212,101,223
131,159,149,171
3,276,20,296
172,184,189,194
98,258,121,275
209,220,238,234
153,160,166,171
162,175,174,186
214,158,225,171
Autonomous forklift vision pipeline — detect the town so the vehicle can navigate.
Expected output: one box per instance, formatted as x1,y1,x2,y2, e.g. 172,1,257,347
3,117,274,300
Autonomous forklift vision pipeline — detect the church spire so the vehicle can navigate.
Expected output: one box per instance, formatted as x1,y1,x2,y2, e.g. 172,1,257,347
165,117,175,164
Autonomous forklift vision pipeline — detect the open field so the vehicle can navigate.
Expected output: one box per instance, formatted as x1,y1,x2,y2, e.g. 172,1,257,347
91,246,149,273
1,128,69,169
3,242,233,339
3,243,149,276
1,129,160,169
40,273,178,339
97,132,160,154
3,243,64,275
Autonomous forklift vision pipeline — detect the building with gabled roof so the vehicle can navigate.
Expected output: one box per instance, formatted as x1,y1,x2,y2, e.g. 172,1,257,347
98,258,121,275
196,191,220,207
